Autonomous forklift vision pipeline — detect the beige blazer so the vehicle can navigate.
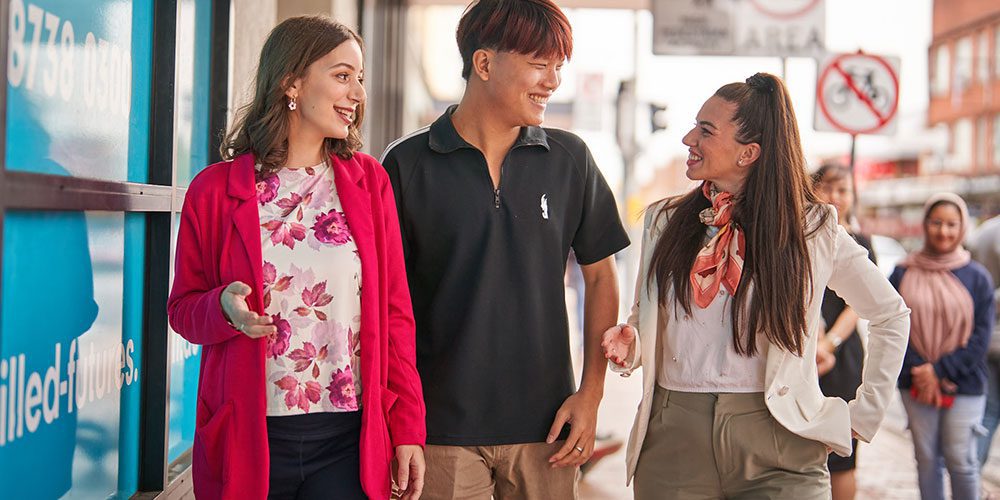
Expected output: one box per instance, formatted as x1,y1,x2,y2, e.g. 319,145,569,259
613,201,910,484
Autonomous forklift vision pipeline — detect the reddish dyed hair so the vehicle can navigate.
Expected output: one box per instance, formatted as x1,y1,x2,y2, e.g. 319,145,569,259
456,0,573,80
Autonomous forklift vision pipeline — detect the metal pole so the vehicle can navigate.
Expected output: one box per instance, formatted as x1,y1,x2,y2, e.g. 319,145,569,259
849,134,858,213
622,10,641,220
139,0,179,491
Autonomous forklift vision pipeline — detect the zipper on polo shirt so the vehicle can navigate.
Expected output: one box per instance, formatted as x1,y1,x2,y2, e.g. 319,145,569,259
479,148,512,210
484,159,503,210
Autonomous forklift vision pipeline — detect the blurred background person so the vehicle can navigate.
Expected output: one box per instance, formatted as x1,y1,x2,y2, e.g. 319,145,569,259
973,215,1000,471
892,193,996,500
811,163,878,500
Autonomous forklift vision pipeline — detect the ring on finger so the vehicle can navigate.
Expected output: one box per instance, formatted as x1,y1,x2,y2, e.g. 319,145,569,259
574,446,584,453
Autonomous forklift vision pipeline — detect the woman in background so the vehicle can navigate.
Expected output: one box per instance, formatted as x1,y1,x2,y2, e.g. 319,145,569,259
811,163,877,500
892,193,995,500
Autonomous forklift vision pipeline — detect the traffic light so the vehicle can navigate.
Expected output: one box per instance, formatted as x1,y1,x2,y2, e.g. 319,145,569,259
650,103,668,133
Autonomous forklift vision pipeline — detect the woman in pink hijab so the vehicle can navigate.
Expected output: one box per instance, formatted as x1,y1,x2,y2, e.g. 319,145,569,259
891,192,996,500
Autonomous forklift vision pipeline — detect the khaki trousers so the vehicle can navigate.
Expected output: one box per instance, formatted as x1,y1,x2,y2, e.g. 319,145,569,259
634,386,830,499
422,441,579,499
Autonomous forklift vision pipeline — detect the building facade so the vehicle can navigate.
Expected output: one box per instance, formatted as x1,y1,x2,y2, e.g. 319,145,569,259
926,0,1000,215
0,0,407,497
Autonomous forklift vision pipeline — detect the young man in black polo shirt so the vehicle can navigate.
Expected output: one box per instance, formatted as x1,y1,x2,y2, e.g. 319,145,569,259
381,0,629,497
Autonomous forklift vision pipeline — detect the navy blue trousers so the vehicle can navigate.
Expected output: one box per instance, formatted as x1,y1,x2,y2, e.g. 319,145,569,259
266,411,367,500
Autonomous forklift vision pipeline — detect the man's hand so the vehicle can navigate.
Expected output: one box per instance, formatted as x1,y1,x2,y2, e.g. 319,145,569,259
546,389,601,468
393,445,424,500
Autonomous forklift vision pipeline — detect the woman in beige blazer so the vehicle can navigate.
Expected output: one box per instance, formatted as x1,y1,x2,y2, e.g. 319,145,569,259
602,73,910,499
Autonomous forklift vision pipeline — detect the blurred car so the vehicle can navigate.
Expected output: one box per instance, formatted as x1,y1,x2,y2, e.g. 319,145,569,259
855,234,907,345
870,234,907,278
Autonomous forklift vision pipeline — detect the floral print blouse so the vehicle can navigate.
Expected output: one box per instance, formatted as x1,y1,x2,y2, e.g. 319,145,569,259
257,161,362,415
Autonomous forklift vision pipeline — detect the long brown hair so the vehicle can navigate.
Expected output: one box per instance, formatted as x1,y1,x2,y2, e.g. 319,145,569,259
648,73,828,356
221,15,364,178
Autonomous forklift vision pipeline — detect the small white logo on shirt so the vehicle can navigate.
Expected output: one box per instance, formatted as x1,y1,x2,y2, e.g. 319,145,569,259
540,194,549,220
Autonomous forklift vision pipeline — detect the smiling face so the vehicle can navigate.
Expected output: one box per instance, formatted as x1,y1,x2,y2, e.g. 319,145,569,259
480,50,562,127
286,39,365,143
681,96,759,193
924,202,964,254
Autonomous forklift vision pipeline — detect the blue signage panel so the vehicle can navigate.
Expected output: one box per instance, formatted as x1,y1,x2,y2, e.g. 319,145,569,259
0,211,144,499
5,0,152,183
2,0,153,497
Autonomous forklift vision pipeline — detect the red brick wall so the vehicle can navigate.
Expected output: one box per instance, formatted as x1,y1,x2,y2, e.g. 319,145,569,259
933,0,1000,38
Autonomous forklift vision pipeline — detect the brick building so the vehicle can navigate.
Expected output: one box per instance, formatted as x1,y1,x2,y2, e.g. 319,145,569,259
925,0,1000,214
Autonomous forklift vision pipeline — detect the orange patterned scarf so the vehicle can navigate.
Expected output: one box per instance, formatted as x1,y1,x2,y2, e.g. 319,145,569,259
690,182,745,308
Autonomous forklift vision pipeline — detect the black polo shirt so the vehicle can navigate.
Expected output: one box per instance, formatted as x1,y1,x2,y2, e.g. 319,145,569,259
381,107,629,446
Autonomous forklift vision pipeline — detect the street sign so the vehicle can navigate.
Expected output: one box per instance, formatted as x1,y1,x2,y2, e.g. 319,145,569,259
573,72,605,131
651,0,824,57
814,52,901,136
734,0,825,57
651,0,733,56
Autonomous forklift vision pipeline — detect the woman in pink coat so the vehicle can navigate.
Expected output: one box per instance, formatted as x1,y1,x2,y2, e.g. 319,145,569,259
167,15,425,499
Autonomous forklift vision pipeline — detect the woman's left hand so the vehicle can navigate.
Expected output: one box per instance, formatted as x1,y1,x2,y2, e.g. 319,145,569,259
393,444,425,500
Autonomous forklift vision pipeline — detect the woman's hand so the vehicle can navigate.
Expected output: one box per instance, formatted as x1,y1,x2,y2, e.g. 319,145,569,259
913,385,943,407
393,445,425,500
816,347,836,377
911,363,939,387
601,324,636,368
911,364,942,406
818,336,835,355
220,281,275,339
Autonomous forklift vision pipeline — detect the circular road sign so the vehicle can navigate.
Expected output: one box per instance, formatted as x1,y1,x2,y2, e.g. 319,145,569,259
816,52,900,136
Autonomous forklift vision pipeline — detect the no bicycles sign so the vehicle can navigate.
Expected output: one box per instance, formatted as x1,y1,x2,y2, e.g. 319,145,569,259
814,52,900,136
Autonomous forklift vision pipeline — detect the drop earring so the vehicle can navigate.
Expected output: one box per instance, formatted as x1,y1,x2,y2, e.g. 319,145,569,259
288,97,297,111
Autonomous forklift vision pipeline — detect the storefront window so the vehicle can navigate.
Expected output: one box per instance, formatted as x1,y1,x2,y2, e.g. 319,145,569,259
0,211,144,498
5,0,153,183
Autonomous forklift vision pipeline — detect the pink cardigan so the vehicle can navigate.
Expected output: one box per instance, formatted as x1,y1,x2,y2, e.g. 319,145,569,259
167,151,425,499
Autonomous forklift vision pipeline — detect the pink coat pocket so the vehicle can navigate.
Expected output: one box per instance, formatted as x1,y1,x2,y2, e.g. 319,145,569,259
381,387,399,454
195,399,235,483
381,387,399,414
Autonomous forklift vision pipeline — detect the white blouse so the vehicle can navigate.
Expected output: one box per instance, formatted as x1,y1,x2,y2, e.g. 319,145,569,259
656,288,767,393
